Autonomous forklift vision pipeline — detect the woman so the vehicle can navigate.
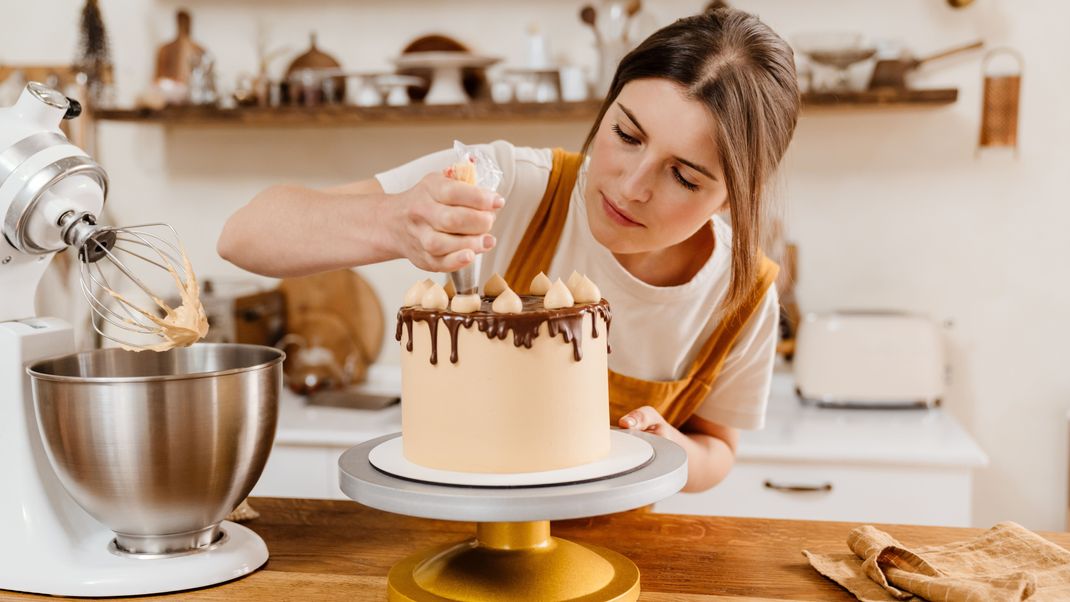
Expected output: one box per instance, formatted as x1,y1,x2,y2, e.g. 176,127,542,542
219,8,800,492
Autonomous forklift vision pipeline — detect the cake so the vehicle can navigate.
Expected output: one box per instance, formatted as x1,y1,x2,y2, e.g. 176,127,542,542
396,271,611,473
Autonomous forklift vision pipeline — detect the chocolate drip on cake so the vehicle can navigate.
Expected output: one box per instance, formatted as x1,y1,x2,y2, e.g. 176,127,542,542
396,296,612,365
443,315,474,364
394,311,415,352
594,305,612,352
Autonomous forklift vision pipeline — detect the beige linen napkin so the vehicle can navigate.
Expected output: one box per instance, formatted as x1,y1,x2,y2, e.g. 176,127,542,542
225,498,260,522
803,522,1070,601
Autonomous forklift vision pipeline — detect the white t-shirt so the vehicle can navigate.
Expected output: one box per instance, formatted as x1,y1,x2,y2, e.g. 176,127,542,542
376,140,778,429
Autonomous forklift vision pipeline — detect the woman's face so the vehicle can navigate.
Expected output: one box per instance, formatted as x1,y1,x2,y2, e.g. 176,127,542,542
584,78,728,255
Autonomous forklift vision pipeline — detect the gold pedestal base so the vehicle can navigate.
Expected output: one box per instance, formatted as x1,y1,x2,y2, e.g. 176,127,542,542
387,521,640,601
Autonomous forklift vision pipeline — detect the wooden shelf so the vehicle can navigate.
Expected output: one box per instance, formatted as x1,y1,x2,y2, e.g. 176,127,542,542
802,87,958,107
93,100,606,126
92,88,957,127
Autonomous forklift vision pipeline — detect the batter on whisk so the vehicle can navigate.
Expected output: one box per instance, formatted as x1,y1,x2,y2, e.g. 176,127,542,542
78,222,209,352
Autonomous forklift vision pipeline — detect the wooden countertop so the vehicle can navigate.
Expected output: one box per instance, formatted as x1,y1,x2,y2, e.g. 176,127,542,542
7,497,1070,601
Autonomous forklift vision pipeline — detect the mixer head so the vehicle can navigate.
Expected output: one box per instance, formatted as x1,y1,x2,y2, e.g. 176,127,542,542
1,82,206,349
0,84,107,256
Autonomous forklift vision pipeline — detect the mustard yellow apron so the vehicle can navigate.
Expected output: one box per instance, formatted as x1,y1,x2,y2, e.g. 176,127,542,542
503,149,779,428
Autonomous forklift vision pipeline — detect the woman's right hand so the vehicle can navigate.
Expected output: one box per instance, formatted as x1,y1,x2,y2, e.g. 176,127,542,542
384,172,505,272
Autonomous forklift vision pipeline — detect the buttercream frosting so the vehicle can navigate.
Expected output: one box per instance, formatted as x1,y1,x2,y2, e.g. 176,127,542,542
529,272,552,295
492,288,523,314
421,283,449,310
483,273,508,297
544,278,575,309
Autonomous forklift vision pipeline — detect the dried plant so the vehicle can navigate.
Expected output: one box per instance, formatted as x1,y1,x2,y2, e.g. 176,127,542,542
75,0,113,102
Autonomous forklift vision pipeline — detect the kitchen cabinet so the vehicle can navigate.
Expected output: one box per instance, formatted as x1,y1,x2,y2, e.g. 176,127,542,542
654,371,987,526
655,460,974,526
254,366,987,527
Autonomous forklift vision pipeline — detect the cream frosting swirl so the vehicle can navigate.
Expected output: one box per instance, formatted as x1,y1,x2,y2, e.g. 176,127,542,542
571,275,601,304
492,287,523,313
566,270,583,292
450,293,481,313
404,279,434,306
529,272,552,295
483,273,508,297
544,278,575,309
420,282,449,310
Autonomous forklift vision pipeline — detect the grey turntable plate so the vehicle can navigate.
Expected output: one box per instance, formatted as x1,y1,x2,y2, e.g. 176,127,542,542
338,430,688,522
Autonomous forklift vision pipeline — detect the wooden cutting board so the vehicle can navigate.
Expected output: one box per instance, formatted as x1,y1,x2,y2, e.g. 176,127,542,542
277,269,384,384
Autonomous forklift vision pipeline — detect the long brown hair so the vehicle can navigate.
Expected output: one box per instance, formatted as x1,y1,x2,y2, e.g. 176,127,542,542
583,8,799,315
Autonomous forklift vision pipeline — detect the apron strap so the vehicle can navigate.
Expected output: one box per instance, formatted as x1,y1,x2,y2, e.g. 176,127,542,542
503,149,585,292
617,257,779,428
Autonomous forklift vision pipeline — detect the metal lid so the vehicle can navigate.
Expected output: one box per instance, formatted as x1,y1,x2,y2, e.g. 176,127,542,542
26,81,69,110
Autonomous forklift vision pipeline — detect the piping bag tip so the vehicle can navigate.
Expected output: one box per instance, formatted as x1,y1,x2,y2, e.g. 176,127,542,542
448,253,482,296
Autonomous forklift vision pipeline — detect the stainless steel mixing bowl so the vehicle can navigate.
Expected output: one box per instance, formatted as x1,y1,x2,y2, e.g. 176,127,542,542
27,343,284,556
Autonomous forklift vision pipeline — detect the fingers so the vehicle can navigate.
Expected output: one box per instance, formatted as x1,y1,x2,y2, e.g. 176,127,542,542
429,204,496,236
619,406,671,436
432,249,477,273
418,229,494,258
401,173,504,272
411,231,494,272
425,173,505,211
410,249,473,273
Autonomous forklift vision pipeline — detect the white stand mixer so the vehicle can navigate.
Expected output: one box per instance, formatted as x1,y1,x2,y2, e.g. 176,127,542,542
0,82,270,596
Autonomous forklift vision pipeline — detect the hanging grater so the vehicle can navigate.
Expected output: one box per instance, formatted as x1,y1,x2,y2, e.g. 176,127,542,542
978,47,1024,154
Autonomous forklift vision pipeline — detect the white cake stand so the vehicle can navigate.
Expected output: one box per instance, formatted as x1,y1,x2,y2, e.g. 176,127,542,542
338,430,687,601
392,51,500,105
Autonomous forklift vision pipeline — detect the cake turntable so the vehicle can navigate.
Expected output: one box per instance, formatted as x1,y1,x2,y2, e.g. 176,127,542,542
339,429,687,601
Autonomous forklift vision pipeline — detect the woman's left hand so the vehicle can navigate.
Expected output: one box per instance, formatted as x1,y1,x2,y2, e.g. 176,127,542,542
618,406,678,439
620,407,741,492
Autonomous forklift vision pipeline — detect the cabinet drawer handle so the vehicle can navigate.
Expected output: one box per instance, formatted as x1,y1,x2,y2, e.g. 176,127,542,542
763,479,833,493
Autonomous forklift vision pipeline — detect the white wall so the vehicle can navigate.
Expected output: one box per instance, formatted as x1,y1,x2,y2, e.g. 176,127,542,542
3,0,1068,531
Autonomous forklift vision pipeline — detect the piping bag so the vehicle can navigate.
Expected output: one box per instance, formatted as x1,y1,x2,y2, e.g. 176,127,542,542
443,141,503,295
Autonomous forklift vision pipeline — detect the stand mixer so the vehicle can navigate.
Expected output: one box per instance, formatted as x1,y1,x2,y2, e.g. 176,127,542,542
0,82,282,596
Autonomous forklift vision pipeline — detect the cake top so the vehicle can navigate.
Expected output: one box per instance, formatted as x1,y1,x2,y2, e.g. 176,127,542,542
401,270,602,314
396,270,611,364
402,294,604,316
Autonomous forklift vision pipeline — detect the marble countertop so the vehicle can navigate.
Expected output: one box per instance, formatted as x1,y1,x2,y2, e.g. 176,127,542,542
275,364,401,447
276,364,988,468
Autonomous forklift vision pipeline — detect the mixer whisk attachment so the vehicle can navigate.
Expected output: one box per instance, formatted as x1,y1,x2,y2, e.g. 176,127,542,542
66,214,208,352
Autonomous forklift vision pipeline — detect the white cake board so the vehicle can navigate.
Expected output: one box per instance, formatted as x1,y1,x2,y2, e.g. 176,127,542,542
369,429,653,487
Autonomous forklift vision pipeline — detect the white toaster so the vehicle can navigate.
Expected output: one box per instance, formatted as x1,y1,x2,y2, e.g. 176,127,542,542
793,311,945,408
